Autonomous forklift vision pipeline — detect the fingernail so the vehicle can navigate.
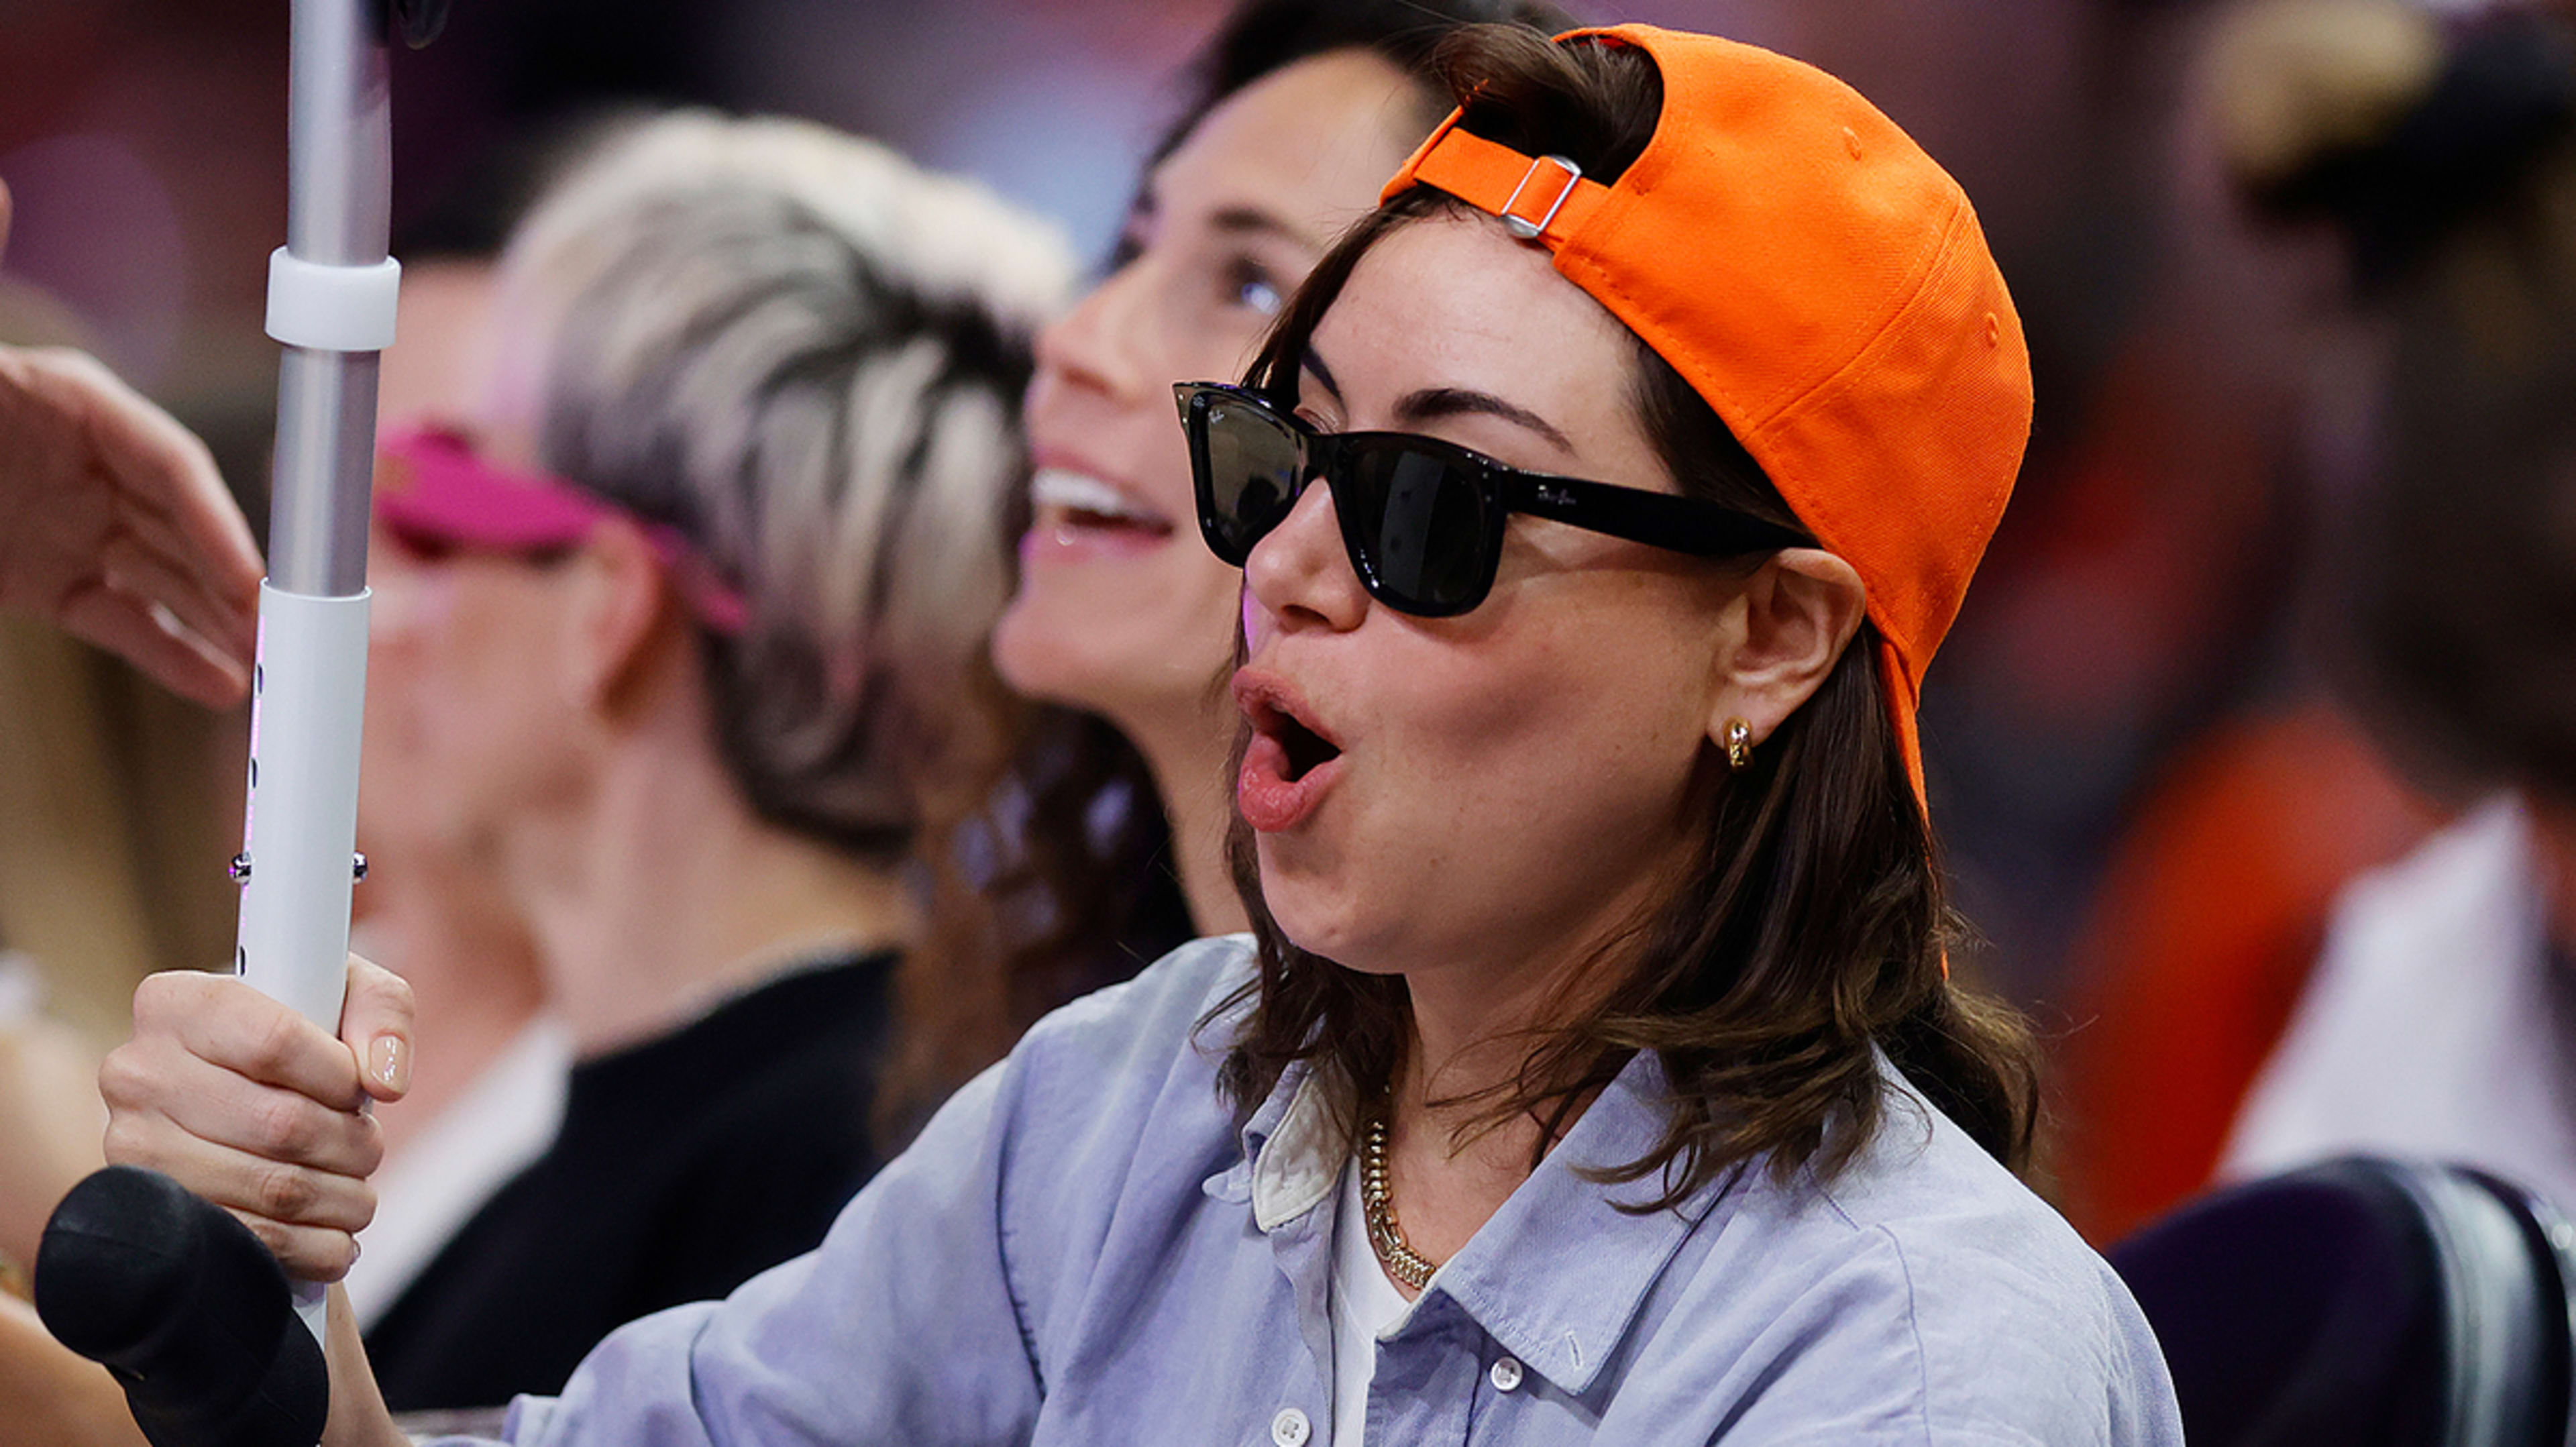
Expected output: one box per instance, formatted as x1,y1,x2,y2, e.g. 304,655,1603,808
369,1034,409,1094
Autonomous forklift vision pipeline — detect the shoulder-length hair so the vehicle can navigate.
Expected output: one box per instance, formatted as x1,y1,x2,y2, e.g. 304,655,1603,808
1213,24,2042,1208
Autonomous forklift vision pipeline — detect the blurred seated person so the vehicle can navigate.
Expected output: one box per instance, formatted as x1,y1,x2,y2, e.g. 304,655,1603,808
0,171,255,1447
2212,0,2576,1210
0,173,262,1272
338,127,591,1332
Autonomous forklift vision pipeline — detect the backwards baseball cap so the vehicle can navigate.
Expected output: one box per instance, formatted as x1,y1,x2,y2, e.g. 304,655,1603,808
1382,24,2031,802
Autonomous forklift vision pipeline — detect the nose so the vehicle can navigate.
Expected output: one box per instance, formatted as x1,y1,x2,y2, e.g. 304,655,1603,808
1030,257,1154,408
1242,480,1368,642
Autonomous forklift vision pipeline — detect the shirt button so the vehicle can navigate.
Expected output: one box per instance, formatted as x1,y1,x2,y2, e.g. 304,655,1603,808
1270,1407,1312,1446
1490,1356,1525,1393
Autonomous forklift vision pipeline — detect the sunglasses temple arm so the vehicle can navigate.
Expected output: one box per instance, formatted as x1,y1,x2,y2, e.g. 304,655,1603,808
1505,474,1807,557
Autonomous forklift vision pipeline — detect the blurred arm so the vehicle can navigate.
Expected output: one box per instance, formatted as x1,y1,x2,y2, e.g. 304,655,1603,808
0,1014,107,1270
0,1292,146,1447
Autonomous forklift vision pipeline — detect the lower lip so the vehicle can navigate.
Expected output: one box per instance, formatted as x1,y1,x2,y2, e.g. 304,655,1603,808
1237,733,1342,833
1018,513,1176,566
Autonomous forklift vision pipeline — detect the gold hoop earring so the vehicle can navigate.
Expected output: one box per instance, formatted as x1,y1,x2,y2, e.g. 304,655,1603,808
1723,718,1753,771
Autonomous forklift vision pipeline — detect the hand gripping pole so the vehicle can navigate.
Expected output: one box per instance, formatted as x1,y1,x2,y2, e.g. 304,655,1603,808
41,7,443,1446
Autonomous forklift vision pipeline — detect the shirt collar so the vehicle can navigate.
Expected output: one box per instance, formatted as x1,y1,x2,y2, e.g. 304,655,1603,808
1228,1050,1724,1397
1219,1061,1342,1228
1254,1071,1345,1231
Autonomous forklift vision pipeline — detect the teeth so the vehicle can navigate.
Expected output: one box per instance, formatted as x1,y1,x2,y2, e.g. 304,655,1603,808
1030,468,1169,526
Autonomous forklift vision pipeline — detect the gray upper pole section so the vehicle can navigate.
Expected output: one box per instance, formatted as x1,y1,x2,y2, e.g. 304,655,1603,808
266,0,391,598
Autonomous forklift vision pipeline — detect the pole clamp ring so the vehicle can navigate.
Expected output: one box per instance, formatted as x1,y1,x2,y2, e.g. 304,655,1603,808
264,250,402,352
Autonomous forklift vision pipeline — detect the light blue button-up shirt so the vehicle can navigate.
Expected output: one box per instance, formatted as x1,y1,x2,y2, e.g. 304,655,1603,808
443,936,2180,1446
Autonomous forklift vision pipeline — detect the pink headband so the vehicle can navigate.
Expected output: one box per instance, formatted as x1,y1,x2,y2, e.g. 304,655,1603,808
374,425,752,635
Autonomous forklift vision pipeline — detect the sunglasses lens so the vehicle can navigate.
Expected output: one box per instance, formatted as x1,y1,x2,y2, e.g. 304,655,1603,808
1340,443,1492,614
1197,396,1304,563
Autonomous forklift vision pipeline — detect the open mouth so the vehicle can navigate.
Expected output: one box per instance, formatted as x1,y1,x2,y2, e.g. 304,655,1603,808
1231,680,1350,828
1030,467,1175,540
1234,674,1346,833
1231,669,1350,828
1240,686,1343,781
1271,708,1341,782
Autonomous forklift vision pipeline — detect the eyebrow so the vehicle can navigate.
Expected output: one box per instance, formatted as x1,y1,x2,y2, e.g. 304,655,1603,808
1299,349,1577,457
1208,204,1324,252
1396,388,1576,456
1300,348,1342,403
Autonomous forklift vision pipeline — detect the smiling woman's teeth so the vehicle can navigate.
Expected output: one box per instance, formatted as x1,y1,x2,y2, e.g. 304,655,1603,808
1031,468,1173,531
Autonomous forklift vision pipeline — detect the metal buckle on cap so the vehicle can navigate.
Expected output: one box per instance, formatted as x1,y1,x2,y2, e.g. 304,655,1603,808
1498,153,1583,241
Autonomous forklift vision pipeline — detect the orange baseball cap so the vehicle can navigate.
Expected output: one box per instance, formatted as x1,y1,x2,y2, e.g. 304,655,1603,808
1382,24,2031,802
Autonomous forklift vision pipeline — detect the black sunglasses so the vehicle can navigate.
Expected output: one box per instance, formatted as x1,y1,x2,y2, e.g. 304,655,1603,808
1175,381,1808,617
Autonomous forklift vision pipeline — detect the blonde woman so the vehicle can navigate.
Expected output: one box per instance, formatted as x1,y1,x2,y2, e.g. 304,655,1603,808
103,113,1071,1411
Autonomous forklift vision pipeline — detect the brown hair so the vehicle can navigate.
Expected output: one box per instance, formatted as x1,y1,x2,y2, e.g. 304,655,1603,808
2214,3,2576,802
1213,24,2042,1206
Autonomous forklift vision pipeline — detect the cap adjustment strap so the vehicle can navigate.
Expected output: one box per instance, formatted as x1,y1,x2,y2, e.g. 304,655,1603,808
1398,124,1612,248
1499,152,1585,240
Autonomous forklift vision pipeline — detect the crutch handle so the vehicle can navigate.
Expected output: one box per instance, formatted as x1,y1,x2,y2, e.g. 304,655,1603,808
35,1167,328,1447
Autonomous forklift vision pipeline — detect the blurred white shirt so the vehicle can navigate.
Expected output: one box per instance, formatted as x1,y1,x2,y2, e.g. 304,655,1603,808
2226,795,2576,1212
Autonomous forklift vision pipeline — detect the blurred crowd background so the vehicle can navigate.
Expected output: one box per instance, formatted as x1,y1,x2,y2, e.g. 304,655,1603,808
0,0,2501,1244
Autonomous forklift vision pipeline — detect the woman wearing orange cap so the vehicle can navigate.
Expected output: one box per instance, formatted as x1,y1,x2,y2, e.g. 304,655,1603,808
98,22,2182,1447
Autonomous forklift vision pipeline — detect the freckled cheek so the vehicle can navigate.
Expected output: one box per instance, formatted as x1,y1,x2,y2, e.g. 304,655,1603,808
1370,662,1585,804
1371,642,1705,826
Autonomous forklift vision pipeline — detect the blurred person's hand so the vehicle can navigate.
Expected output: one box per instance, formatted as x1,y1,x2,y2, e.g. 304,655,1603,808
98,955,411,1281
0,345,262,706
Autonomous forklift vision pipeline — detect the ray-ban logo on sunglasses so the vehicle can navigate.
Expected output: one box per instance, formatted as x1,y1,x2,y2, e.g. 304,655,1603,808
1535,483,1574,508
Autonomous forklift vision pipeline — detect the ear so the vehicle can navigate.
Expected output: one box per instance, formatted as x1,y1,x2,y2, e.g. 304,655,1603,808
1707,547,1868,751
559,516,679,714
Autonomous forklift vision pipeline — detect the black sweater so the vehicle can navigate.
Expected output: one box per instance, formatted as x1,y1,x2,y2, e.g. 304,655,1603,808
366,952,896,1411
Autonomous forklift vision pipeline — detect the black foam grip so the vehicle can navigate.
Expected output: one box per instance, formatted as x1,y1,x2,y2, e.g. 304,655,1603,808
34,1166,329,1447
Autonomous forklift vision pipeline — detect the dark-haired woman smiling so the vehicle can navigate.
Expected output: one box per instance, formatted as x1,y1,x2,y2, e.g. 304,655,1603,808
101,22,2182,1446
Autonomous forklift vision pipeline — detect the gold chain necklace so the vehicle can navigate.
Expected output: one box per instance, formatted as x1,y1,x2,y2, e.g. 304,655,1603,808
1360,1112,1442,1291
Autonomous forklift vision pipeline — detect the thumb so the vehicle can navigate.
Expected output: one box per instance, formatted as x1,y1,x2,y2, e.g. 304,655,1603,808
335,954,414,1104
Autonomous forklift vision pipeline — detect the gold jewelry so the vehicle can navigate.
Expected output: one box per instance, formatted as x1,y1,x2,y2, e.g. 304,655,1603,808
1723,716,1753,771
1360,1111,1442,1291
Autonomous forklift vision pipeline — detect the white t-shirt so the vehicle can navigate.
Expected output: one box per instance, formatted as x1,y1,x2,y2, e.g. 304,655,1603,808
2225,794,2576,1212
1328,1160,1416,1446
